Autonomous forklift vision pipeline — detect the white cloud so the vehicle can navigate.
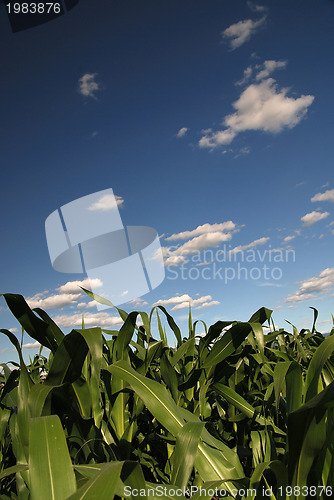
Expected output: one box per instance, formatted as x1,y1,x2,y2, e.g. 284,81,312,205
167,231,232,258
229,237,270,254
77,300,100,309
176,127,188,138
285,268,334,303
284,235,298,243
199,128,237,148
154,294,192,306
0,347,11,355
194,300,220,310
234,146,251,159
236,66,253,86
154,294,220,311
22,341,41,350
301,210,330,226
311,189,334,203
88,194,124,211
222,16,266,50
255,60,287,81
79,73,100,98
52,312,123,328
27,279,104,310
57,278,103,295
27,293,80,310
247,2,267,13
165,222,236,241
162,222,236,267
199,78,314,149
129,297,148,307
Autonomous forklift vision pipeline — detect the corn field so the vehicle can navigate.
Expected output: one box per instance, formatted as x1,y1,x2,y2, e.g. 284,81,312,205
0,290,334,499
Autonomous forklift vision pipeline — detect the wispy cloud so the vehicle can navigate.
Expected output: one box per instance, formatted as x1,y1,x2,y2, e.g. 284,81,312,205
165,222,236,241
87,194,124,211
283,229,300,243
301,210,330,227
285,267,334,303
229,237,270,253
255,60,287,81
247,2,267,13
199,75,314,149
162,222,237,267
311,189,334,203
176,127,188,138
79,73,100,98
222,16,266,50
176,232,233,253
236,66,253,86
283,235,296,242
129,297,149,307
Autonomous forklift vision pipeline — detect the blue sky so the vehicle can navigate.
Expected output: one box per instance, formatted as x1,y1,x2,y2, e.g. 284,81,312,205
1,0,334,363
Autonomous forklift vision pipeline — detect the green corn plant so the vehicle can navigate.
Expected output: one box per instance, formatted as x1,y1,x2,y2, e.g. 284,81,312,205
0,292,333,499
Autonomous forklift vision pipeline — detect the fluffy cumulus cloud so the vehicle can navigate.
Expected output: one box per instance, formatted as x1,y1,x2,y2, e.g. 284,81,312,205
26,279,103,310
88,194,124,211
311,189,334,203
301,211,330,227
176,127,188,138
222,16,266,50
153,294,220,311
77,300,100,309
162,222,237,267
199,77,314,149
79,73,100,98
57,278,103,295
285,268,334,303
27,293,80,310
22,341,41,350
52,312,123,328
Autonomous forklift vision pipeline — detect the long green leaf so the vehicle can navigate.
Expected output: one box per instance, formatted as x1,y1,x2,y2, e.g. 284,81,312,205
202,322,252,369
29,415,76,500
214,383,285,435
67,461,123,500
305,335,334,401
171,421,204,487
108,362,244,484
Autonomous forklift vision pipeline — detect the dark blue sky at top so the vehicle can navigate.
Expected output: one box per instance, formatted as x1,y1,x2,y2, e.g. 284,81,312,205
1,0,334,361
